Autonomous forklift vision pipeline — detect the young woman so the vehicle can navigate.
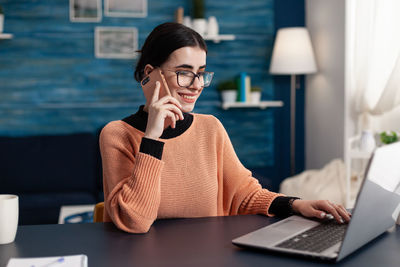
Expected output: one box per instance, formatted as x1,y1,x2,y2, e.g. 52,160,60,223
99,22,351,233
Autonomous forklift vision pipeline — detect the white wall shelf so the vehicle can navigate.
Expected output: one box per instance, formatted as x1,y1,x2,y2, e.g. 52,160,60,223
0,33,13,40
221,101,284,110
204,34,235,43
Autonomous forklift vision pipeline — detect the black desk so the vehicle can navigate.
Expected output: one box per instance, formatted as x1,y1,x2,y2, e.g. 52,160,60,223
1,215,399,266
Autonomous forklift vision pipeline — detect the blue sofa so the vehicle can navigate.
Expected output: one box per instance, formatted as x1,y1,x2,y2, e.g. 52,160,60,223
0,132,104,225
0,130,276,225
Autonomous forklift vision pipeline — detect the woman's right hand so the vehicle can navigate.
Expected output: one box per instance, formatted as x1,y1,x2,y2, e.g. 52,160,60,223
144,82,184,140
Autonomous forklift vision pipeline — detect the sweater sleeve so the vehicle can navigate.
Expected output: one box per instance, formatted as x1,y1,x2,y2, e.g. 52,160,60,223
214,117,284,216
268,196,301,217
139,137,164,160
99,122,164,233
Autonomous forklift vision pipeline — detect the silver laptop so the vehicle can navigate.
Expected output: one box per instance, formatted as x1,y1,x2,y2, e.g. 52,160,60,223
233,142,400,262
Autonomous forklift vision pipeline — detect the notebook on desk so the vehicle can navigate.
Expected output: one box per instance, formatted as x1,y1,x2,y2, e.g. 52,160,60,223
6,254,88,267
233,142,400,262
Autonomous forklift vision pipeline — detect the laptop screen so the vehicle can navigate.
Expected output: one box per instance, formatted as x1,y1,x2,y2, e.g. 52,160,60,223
337,142,400,260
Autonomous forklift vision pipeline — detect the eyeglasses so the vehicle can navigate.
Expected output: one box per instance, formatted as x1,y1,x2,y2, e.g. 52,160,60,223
165,70,214,88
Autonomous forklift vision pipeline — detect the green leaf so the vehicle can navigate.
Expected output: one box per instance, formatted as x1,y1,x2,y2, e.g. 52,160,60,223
380,131,399,144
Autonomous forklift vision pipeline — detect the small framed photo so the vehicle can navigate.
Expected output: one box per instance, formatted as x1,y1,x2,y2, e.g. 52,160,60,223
105,0,147,18
95,27,139,59
70,0,102,22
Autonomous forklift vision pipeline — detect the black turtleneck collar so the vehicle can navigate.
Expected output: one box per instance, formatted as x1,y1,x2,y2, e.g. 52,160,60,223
122,105,193,139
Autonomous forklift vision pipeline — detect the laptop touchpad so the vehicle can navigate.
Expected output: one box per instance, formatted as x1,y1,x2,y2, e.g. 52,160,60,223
233,216,320,247
272,217,317,232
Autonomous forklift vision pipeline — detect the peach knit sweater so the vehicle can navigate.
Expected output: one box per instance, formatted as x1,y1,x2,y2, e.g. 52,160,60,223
100,113,282,233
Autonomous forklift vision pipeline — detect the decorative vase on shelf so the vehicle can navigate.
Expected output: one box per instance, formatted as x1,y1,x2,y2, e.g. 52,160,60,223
217,80,237,104
183,16,192,28
192,19,207,37
359,130,376,153
221,90,237,104
250,92,261,104
250,87,262,104
207,16,219,37
0,5,4,33
0,15,4,33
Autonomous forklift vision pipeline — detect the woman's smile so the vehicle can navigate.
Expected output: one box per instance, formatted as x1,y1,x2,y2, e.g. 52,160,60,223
177,92,199,103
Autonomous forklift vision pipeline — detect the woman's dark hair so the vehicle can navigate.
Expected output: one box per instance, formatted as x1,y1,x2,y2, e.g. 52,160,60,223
134,22,207,82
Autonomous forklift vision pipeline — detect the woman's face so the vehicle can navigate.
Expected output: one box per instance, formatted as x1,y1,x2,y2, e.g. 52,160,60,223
159,46,207,113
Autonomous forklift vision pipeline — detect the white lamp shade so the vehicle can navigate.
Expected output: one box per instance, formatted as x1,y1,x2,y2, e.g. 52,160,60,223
269,27,317,75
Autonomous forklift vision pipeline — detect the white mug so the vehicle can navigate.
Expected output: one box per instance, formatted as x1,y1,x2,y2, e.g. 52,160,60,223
0,194,19,244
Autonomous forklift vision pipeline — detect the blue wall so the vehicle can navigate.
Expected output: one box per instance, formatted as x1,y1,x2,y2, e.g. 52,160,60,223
0,0,305,190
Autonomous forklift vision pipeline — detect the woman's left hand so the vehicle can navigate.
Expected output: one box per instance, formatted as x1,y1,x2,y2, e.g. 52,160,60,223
291,199,351,224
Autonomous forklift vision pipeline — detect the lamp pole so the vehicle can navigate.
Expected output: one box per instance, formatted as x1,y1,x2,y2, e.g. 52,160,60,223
269,27,317,176
290,74,296,175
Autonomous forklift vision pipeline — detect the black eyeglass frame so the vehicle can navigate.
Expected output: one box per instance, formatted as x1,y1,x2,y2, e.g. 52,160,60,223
164,69,214,88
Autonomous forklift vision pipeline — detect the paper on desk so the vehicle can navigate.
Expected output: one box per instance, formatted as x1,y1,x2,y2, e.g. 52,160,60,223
6,254,87,267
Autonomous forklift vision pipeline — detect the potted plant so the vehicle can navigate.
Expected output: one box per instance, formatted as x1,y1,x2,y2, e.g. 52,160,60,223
192,0,207,37
217,80,237,104
250,86,262,103
379,131,399,145
0,5,4,33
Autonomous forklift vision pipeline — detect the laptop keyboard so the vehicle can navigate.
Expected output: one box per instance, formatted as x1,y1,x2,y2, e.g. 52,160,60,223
275,221,348,253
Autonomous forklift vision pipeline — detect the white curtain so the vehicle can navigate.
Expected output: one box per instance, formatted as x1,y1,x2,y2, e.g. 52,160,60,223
349,0,400,132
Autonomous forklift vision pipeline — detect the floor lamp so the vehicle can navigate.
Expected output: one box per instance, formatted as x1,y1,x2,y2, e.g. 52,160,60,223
269,27,317,175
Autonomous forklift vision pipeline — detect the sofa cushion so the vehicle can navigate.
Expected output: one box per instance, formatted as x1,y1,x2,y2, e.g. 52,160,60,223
0,133,101,194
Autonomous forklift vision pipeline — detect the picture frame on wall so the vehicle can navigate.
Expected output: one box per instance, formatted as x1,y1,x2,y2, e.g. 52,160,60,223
104,0,147,18
95,27,138,59
70,0,102,22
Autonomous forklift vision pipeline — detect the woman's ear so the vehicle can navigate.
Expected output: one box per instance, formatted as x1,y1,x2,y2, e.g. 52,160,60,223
144,64,154,76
